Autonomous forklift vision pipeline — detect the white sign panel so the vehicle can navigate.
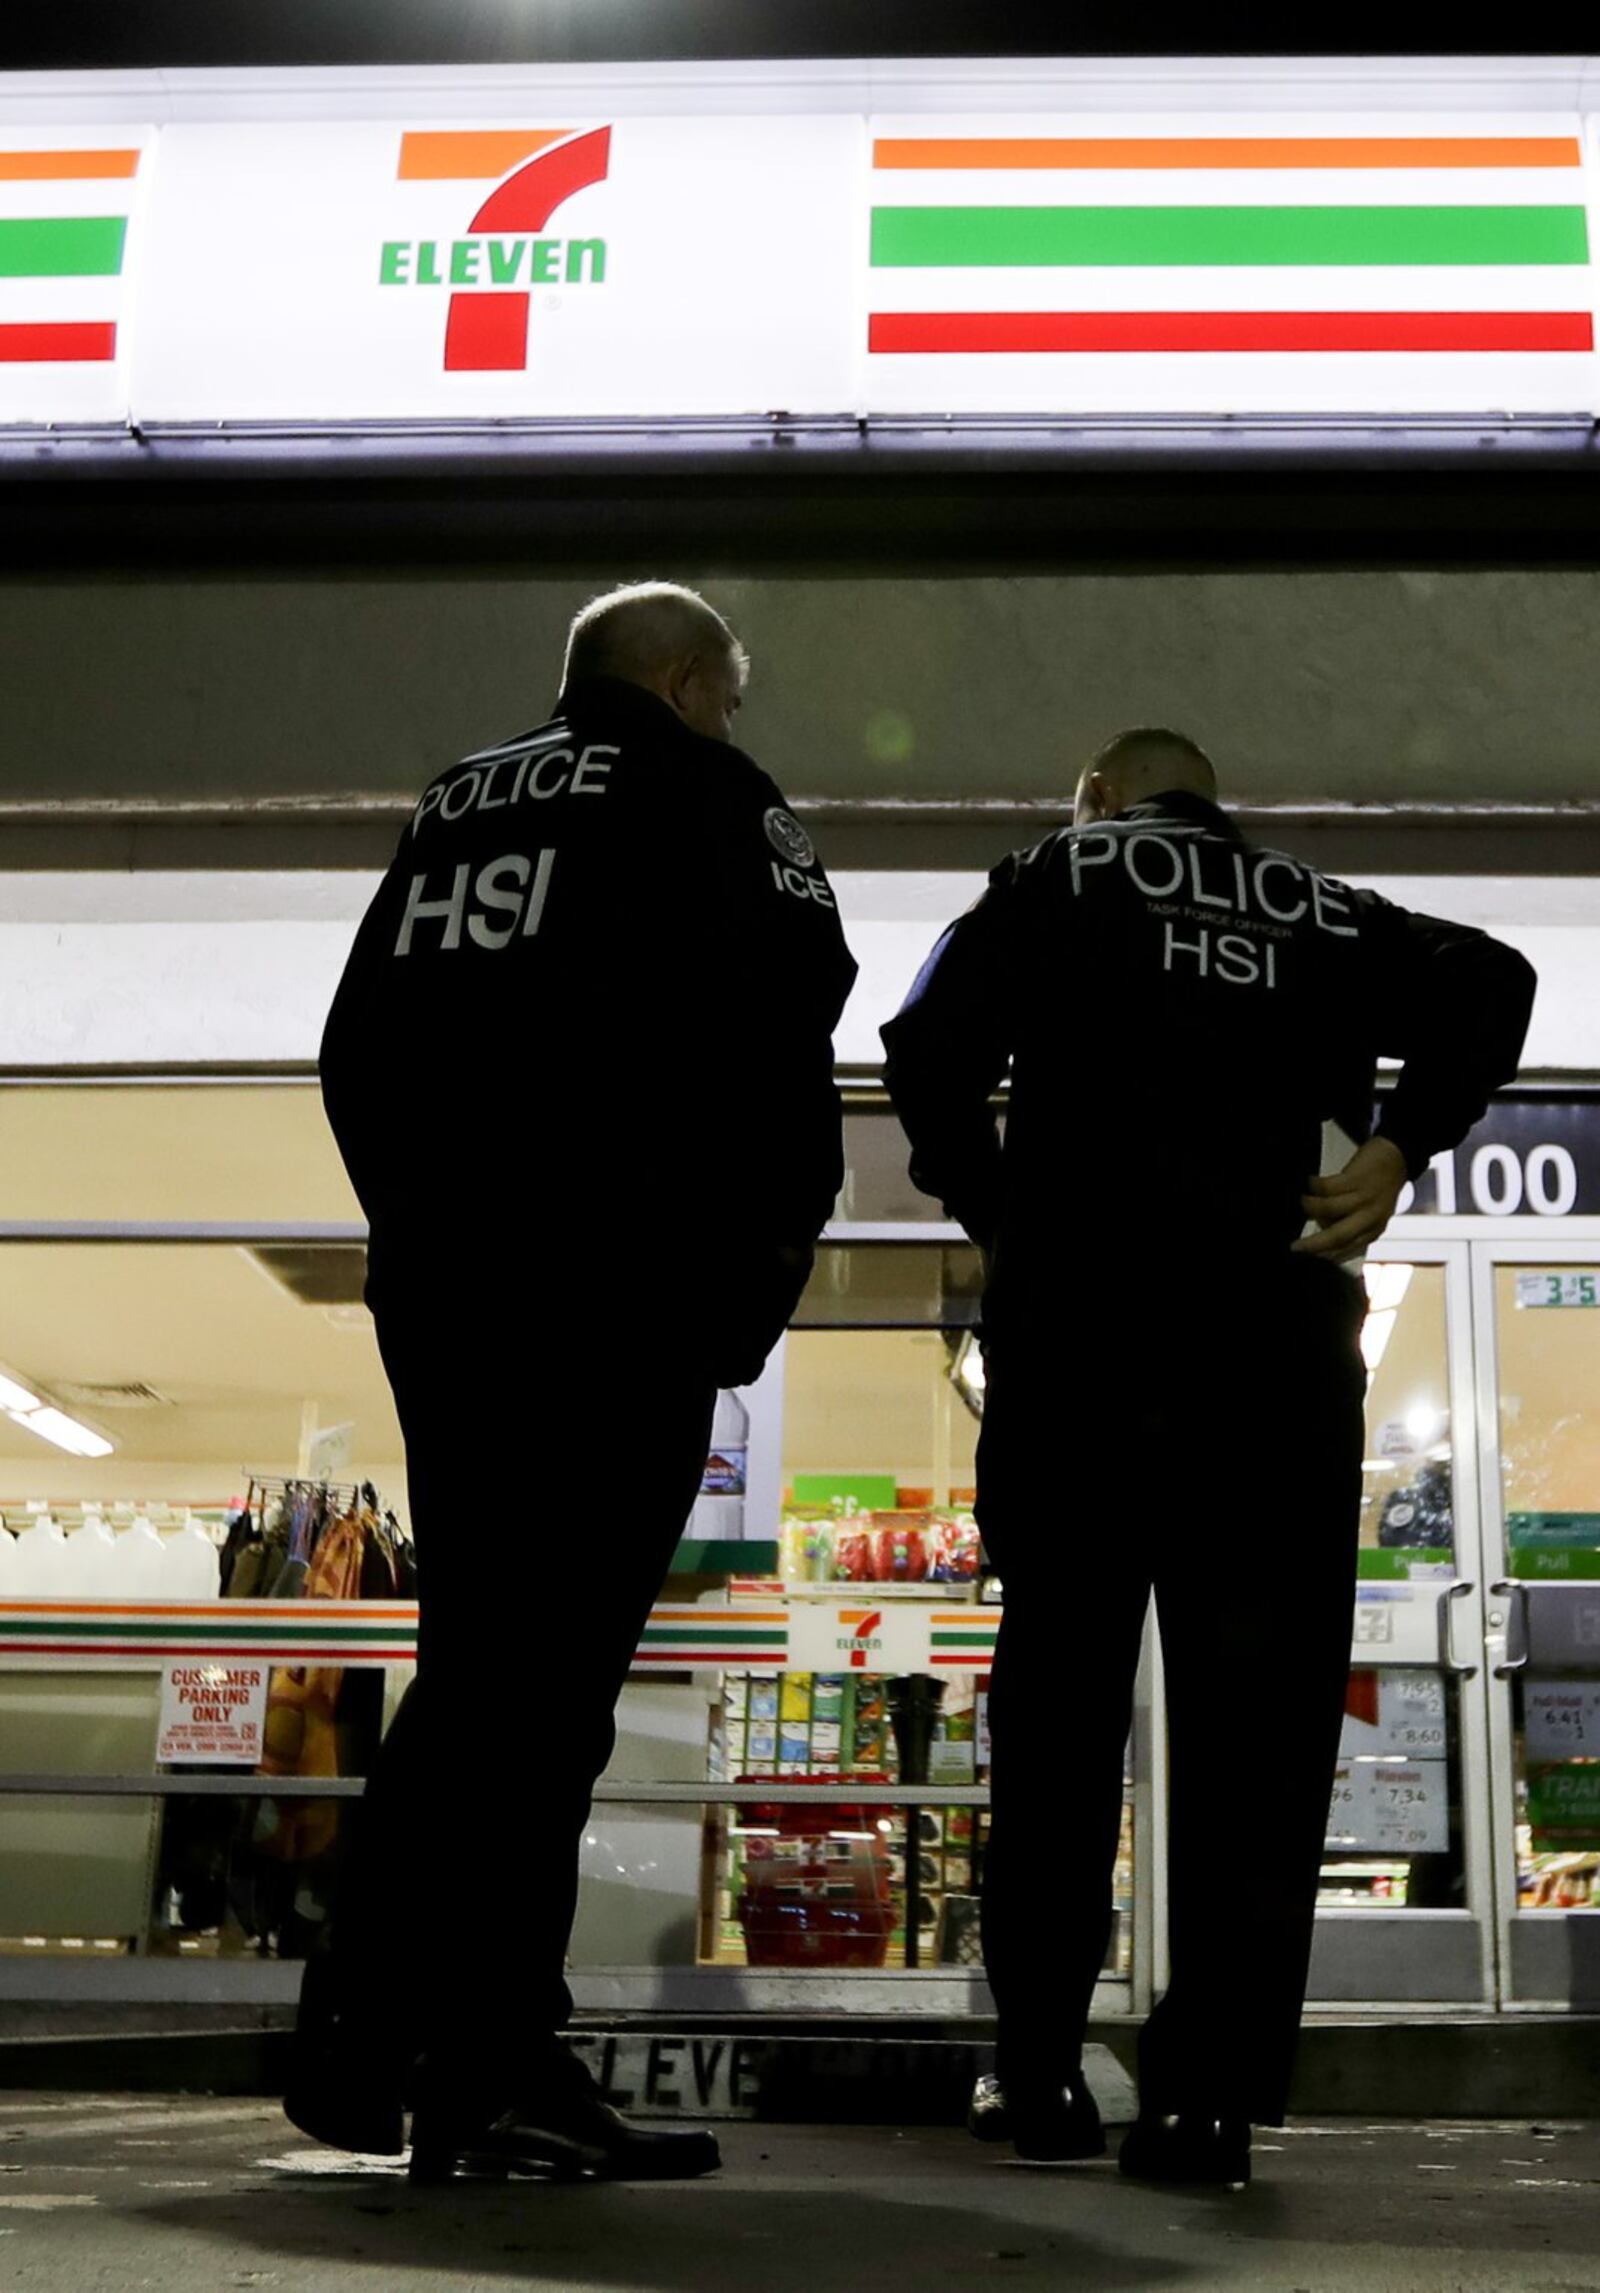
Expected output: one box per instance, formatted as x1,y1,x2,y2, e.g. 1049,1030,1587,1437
0,126,154,423
135,116,861,421
5,93,1600,429
863,109,1600,416
1327,1756,1449,1852
1341,1668,1448,1758
785,1598,931,1675
1525,1682,1600,1759
157,1661,270,1765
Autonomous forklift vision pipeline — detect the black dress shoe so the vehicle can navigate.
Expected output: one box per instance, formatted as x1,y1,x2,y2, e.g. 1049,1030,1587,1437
1118,2112,1251,2189
966,2072,1106,2162
408,2048,722,2186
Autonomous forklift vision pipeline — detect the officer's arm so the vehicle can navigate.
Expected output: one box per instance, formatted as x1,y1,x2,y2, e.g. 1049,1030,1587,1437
1358,894,1537,1177
1297,893,1537,1260
880,867,1018,1252
711,775,859,1250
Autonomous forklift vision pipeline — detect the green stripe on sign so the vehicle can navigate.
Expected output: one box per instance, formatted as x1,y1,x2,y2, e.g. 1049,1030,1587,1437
0,216,127,277
870,204,1590,268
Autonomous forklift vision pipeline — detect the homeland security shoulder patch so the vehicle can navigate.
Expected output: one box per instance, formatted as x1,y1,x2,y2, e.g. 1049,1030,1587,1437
764,807,816,870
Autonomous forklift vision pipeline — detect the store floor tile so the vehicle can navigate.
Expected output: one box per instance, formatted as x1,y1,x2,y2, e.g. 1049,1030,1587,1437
0,2094,1597,2290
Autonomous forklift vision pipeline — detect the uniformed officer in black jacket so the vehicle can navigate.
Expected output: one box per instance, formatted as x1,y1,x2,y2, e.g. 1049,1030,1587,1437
288,582,857,2184
882,727,1535,2189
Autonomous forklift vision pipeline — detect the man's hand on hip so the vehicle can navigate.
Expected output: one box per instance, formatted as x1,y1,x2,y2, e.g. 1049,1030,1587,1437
1292,1135,1409,1263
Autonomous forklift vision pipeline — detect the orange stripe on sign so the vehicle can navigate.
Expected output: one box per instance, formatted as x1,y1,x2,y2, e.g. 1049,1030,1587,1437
397,129,571,180
0,148,140,180
872,135,1584,171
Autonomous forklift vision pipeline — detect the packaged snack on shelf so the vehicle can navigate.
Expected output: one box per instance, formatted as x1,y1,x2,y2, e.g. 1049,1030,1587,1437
929,1512,982,1583
780,1510,833,1583
832,1523,874,1582
870,1513,930,1582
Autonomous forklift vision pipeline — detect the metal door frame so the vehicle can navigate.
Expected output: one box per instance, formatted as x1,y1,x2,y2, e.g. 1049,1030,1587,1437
1466,1219,1600,2011
1286,1231,1495,2005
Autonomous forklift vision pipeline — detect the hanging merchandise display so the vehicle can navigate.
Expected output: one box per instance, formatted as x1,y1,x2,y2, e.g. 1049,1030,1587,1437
151,1478,415,1955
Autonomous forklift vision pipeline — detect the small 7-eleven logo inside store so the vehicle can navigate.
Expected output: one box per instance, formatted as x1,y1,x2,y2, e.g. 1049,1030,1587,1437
836,1608,884,1669
381,127,612,372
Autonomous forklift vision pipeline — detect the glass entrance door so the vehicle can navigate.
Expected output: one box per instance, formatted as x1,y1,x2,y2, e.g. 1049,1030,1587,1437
1302,1239,1498,2005
1476,1236,1600,2009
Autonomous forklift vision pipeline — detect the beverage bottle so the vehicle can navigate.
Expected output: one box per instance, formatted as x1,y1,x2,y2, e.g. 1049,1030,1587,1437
691,1389,751,1542
59,1509,117,1597
166,1511,221,1601
13,1511,71,1596
109,1511,168,1596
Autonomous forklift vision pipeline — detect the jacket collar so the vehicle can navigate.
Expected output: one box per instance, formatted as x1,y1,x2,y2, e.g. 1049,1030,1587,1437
554,675,688,737
1119,789,1242,839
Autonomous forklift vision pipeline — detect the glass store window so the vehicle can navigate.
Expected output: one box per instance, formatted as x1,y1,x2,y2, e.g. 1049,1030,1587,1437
1497,1265,1600,1915
1322,1260,1466,1918
696,1323,1133,1983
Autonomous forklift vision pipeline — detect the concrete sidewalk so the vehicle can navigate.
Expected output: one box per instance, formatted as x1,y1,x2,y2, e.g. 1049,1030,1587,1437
0,2093,1596,2291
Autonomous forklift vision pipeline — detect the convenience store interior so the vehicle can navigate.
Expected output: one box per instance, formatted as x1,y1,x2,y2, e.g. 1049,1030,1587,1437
0,1083,1596,2011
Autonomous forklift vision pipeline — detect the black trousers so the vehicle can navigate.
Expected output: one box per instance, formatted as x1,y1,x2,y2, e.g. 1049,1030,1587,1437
320,1254,716,2083
975,1258,1366,2125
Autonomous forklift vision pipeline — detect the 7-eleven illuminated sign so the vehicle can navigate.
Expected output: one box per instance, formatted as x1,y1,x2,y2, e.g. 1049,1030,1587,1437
380,126,611,372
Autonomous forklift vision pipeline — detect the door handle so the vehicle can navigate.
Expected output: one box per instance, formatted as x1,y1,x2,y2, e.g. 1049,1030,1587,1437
1438,1579,1479,1677
1489,1579,1530,1678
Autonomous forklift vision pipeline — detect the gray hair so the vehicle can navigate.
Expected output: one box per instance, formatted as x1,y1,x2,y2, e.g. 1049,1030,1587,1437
562,581,746,689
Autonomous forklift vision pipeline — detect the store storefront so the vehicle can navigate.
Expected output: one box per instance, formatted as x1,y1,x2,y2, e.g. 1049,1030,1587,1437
1,1077,1598,2028
1,52,1599,2041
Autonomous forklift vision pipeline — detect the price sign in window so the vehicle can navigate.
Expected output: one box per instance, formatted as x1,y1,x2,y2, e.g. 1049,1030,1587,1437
1516,1272,1600,1310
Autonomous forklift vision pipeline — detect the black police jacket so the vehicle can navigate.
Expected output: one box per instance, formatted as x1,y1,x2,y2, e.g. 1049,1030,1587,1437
881,791,1536,1317
322,677,857,1373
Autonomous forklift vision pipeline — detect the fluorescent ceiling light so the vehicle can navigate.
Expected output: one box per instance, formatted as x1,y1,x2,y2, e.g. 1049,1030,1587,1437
950,1330,986,1419
1361,1308,1397,1374
1405,1402,1442,1443
8,1406,114,1460
0,1372,41,1414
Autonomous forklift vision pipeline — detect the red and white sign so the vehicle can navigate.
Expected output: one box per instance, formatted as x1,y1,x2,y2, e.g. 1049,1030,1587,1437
157,1661,270,1765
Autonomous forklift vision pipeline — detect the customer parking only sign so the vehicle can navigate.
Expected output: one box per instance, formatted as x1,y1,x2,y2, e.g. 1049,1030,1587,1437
157,1662,270,1765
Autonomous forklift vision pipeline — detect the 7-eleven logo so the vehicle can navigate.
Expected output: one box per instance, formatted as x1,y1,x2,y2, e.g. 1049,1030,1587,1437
836,1608,884,1669
381,127,612,373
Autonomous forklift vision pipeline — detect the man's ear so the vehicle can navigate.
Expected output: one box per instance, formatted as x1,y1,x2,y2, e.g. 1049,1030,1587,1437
1081,770,1113,821
662,652,701,721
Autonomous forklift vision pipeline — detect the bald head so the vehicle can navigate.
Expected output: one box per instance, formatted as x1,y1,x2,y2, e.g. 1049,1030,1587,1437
1073,726,1217,826
563,581,748,742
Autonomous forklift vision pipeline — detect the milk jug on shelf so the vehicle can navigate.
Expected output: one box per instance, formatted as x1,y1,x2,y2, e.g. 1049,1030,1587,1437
12,1511,71,1596
58,1509,118,1597
165,1511,221,1601
109,1510,168,1596
690,1389,751,1543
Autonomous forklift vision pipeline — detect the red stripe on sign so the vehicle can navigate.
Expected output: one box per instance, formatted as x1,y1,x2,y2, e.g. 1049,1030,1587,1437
869,310,1596,354
0,319,116,362
444,293,529,370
